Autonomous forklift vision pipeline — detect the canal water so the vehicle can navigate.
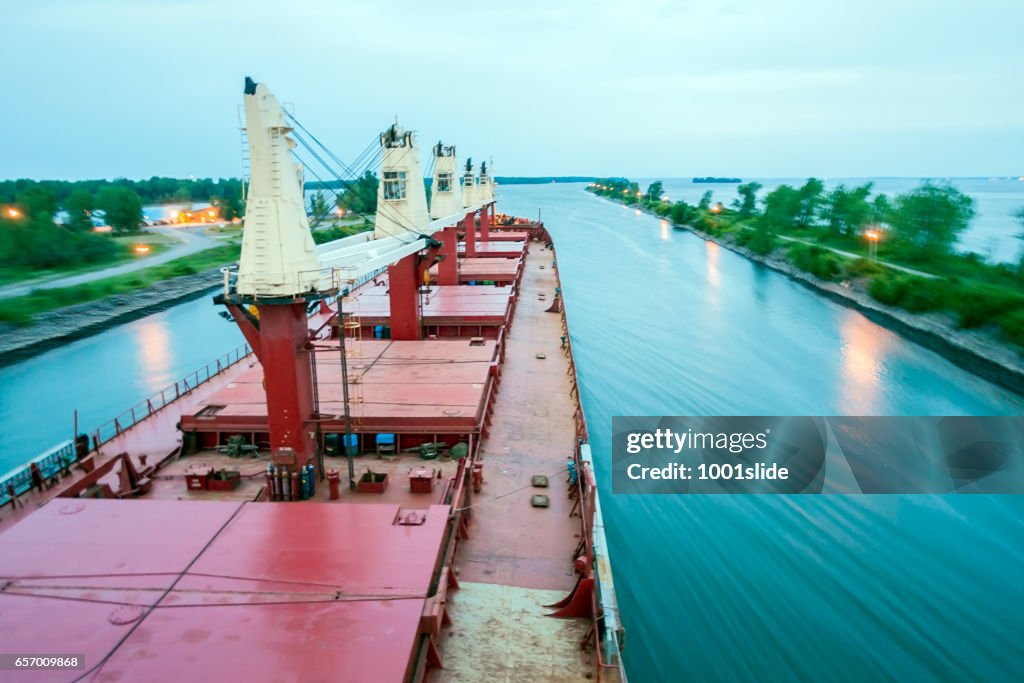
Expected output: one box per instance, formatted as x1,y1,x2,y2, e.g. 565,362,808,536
0,295,242,474
499,184,1024,683
2,184,1023,681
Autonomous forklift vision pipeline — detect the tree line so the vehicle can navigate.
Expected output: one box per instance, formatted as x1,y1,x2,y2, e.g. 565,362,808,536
0,177,245,206
590,177,989,263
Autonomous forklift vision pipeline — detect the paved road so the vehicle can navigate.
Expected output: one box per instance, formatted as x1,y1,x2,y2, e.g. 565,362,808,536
774,234,938,279
0,226,224,299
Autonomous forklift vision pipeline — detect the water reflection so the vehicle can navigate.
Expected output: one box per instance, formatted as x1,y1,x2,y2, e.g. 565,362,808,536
135,319,173,392
837,310,893,414
659,219,670,242
705,241,721,291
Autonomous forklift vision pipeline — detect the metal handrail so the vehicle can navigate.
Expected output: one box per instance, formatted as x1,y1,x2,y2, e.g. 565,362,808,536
0,440,76,505
91,343,253,447
221,264,387,300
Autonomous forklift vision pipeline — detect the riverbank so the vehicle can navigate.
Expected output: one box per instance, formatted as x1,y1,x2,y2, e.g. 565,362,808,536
0,267,224,366
597,193,1024,395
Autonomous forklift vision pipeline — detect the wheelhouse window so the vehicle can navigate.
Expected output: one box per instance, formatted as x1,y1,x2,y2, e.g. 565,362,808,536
383,171,407,200
437,172,453,193
463,174,475,187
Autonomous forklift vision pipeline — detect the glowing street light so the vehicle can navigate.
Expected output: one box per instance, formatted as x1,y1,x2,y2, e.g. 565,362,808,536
5,207,21,219
133,244,151,255
864,228,881,261
710,203,722,214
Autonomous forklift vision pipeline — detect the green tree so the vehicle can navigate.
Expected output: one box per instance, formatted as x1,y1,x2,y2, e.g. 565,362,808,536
871,193,892,225
795,178,824,229
337,171,378,215
645,181,664,202
822,183,873,236
214,192,243,221
733,182,762,219
95,187,144,232
669,201,696,226
308,191,330,226
889,182,974,259
63,189,95,231
697,190,713,211
15,186,58,220
760,185,800,232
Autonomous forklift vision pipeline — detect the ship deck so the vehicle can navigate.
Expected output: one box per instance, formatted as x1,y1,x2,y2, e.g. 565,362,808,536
182,338,498,435
340,282,515,327
428,257,522,285
459,239,526,256
0,237,599,682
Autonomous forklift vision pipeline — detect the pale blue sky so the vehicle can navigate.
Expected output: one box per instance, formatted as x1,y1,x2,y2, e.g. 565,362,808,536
2,0,1022,180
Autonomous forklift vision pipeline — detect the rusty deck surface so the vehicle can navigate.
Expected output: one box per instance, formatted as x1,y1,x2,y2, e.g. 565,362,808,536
453,243,580,591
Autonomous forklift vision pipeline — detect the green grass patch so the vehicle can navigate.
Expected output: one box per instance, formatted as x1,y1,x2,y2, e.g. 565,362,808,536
786,243,845,281
0,243,240,326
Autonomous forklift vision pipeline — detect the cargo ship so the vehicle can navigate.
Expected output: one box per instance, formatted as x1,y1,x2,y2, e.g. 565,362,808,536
0,79,626,682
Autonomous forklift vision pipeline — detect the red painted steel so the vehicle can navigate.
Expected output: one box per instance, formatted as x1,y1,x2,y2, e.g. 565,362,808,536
438,226,458,286
387,253,421,340
0,500,451,683
479,201,491,241
255,303,317,463
463,211,476,256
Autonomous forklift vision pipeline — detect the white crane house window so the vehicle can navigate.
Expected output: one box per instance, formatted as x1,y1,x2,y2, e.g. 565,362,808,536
383,171,407,200
437,172,453,193
463,174,475,187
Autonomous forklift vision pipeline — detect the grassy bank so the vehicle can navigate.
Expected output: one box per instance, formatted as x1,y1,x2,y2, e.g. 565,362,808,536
0,232,178,286
0,243,241,326
588,179,1024,351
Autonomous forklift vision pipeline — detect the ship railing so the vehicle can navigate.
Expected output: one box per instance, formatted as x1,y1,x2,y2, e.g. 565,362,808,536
220,264,387,300
554,243,626,682
90,343,253,447
0,440,76,506
580,444,629,682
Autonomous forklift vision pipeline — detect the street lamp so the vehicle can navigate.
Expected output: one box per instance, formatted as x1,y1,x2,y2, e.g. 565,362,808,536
864,228,881,261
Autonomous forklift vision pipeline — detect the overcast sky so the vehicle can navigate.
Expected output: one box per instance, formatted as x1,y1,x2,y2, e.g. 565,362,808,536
3,0,1022,180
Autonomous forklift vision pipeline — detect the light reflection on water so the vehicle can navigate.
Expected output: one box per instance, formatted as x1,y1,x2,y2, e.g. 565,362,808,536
134,318,173,392
496,184,1024,683
0,295,241,470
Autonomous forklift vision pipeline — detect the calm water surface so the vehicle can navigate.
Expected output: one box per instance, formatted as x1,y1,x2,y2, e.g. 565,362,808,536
0,295,242,473
2,184,1023,682
499,184,1024,683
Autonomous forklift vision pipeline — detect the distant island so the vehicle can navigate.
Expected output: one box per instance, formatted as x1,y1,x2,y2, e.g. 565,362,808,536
693,177,742,184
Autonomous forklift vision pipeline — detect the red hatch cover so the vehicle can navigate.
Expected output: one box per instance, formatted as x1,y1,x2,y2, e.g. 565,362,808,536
0,499,450,682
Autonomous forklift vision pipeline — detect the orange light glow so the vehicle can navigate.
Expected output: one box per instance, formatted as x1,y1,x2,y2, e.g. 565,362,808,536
133,244,151,254
5,207,21,219
208,210,215,217
864,230,880,241
93,225,113,233
710,204,721,214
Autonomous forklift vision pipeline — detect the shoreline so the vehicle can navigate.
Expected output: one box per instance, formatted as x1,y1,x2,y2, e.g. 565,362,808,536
0,268,224,367
601,194,1024,397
